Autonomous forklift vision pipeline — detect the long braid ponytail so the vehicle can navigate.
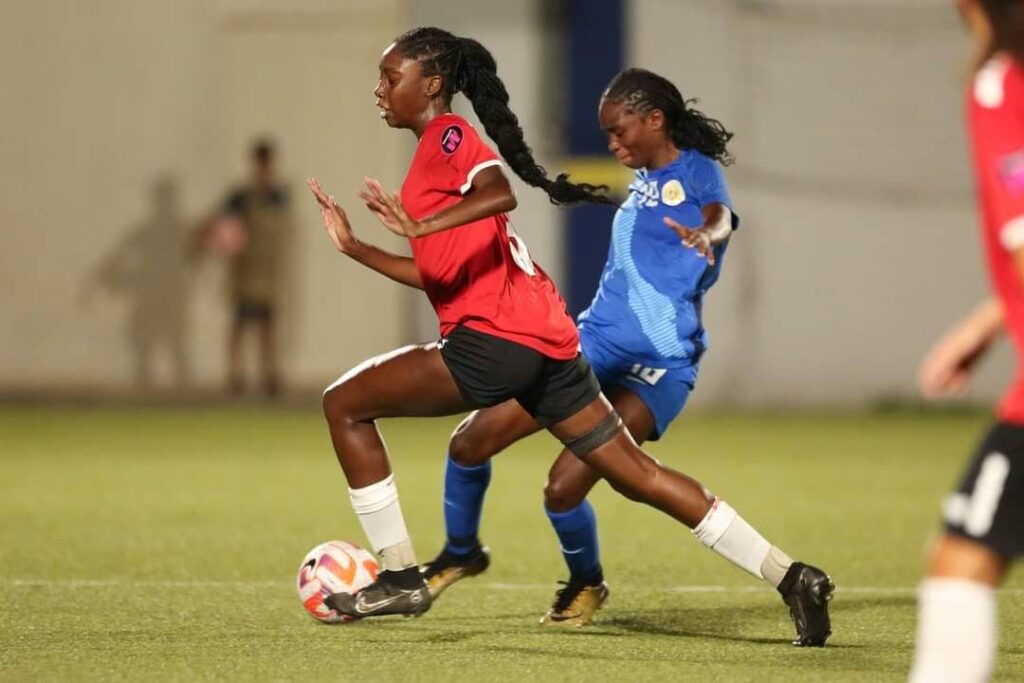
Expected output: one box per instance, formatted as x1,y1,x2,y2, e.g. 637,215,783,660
979,0,1024,68
395,27,614,206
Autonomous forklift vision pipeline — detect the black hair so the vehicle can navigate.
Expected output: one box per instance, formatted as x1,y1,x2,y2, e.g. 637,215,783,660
979,0,1024,66
251,138,274,164
603,68,734,166
394,27,613,206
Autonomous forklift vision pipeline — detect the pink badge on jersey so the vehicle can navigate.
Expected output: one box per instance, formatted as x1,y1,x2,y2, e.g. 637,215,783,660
1000,150,1024,194
440,125,463,154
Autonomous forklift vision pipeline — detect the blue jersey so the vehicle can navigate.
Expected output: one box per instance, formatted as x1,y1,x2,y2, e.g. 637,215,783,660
578,150,736,365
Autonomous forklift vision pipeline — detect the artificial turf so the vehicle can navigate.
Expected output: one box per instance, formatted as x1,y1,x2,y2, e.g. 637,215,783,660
1,405,1021,681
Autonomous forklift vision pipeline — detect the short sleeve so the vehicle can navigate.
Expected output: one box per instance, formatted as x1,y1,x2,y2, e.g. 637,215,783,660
688,154,739,230
689,155,731,206
422,117,502,195
971,57,1024,251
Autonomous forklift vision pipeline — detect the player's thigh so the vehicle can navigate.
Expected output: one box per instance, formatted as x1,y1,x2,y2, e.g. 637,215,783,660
544,385,655,509
606,384,658,444
323,343,469,422
926,533,1009,587
519,352,662,493
547,396,659,482
579,328,694,442
613,361,697,434
449,400,542,466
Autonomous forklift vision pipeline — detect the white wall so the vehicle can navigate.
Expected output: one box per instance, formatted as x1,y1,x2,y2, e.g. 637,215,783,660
629,0,1014,407
1,0,1013,407
0,0,408,393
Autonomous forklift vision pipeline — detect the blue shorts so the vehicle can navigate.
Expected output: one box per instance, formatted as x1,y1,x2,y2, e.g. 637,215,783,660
580,328,698,441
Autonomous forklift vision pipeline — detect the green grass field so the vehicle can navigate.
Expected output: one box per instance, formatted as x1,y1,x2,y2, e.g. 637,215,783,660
1,405,1022,682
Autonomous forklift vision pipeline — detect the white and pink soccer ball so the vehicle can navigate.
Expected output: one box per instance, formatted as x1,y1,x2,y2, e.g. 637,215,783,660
297,540,379,623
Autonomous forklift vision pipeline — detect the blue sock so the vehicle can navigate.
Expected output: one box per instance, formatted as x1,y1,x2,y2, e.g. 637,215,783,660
546,500,603,584
443,456,491,556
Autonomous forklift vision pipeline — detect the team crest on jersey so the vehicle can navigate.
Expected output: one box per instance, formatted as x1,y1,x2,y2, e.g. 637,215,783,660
661,179,685,206
440,125,463,154
1001,150,1024,194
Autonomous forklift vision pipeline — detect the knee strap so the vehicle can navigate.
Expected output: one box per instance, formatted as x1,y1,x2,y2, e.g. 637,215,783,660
563,412,623,458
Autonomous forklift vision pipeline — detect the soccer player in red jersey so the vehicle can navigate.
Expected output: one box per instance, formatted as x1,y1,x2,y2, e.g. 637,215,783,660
308,27,832,645
910,2,1024,680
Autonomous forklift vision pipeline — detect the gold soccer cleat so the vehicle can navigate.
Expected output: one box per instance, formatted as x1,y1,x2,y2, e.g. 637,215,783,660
420,546,491,599
539,579,610,627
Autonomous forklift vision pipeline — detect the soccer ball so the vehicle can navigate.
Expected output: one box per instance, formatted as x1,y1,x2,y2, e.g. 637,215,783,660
297,540,379,623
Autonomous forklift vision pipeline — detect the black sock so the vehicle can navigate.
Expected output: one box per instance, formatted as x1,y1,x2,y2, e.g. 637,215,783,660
445,534,481,558
384,566,425,590
573,565,604,586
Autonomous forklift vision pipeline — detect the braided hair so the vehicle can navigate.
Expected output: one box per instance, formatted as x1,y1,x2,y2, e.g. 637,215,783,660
394,27,613,206
603,68,734,166
979,0,1024,66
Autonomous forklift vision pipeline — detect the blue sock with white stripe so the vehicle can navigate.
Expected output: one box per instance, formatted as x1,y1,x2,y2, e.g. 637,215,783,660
443,457,491,556
546,501,603,583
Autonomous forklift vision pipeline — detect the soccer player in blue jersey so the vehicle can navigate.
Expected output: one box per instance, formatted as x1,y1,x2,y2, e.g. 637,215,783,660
421,69,833,643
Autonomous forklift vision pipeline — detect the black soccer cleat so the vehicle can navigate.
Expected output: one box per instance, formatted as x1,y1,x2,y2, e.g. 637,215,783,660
325,569,432,619
421,546,491,599
777,561,834,647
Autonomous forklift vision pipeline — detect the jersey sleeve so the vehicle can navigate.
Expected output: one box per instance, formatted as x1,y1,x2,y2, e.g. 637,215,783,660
973,58,1024,251
690,154,740,230
421,117,502,196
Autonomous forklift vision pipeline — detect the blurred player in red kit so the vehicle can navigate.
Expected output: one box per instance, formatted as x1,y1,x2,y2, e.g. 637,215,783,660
911,1,1024,680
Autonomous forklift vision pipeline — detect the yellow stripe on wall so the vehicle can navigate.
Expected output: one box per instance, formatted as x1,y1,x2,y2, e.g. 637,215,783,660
560,157,632,192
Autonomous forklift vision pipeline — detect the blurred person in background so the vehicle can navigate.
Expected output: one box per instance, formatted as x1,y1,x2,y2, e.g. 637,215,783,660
199,139,293,398
910,1,1024,680
85,173,193,393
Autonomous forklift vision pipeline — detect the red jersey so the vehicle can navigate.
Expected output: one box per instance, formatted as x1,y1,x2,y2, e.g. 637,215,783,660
400,113,578,360
969,55,1024,423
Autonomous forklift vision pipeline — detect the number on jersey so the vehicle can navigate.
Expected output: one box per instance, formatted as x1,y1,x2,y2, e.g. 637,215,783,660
943,452,1011,536
629,364,667,386
507,223,536,276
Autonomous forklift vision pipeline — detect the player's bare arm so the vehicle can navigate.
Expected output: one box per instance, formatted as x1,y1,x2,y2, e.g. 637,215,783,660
918,297,1004,399
359,166,516,239
307,177,423,290
662,202,733,266
917,231,1024,398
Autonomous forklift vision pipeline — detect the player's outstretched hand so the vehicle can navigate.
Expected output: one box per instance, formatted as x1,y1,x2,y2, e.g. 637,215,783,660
358,178,423,238
919,328,986,399
308,177,359,255
919,300,1002,399
663,216,716,266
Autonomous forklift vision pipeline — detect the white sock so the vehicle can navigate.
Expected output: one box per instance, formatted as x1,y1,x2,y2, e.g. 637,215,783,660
692,499,775,580
348,474,417,571
909,578,996,683
760,545,794,588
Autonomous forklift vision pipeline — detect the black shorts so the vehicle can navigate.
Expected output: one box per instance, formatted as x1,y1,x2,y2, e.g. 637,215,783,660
235,300,274,323
439,324,600,426
942,422,1024,558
